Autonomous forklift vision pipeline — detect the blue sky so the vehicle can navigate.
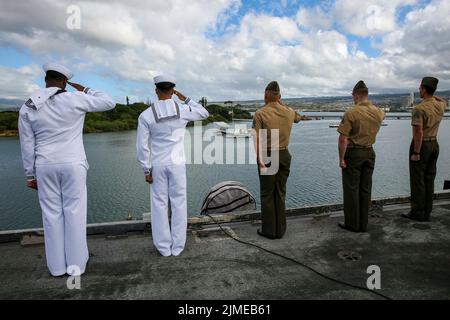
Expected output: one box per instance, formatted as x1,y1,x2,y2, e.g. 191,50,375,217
0,0,447,104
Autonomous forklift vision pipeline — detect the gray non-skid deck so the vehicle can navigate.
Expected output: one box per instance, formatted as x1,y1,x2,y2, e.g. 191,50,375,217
1,196,450,300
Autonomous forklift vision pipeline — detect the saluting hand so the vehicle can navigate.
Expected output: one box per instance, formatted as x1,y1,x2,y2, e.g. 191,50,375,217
173,89,187,102
145,175,153,184
434,96,449,108
67,81,85,92
27,179,38,190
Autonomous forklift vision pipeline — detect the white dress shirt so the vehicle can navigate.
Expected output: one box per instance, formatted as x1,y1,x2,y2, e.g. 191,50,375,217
18,87,115,178
136,98,209,172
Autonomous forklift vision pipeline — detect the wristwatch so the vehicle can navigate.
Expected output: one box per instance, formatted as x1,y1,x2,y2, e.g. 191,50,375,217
144,168,152,176
413,151,420,155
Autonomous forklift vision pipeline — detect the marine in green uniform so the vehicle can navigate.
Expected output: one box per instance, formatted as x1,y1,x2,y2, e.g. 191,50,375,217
252,81,303,239
337,81,385,232
402,77,446,222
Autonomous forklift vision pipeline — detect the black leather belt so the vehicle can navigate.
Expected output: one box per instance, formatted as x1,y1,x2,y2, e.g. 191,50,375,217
423,137,437,141
267,147,288,151
347,144,372,149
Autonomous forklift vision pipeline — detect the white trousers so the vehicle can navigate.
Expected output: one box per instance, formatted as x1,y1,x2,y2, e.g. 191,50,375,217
36,161,89,276
151,164,187,256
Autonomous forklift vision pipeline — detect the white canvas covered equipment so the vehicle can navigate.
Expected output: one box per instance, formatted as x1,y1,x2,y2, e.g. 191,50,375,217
201,181,256,215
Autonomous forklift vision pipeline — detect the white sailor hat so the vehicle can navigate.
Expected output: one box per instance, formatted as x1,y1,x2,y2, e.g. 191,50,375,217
154,74,176,85
43,62,73,80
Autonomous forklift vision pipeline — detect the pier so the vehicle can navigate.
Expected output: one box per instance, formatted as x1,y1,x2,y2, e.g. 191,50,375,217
1,191,449,299
302,113,450,120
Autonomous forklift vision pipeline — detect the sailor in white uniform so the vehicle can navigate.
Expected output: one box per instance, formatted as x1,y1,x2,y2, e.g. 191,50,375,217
18,62,115,276
136,75,209,256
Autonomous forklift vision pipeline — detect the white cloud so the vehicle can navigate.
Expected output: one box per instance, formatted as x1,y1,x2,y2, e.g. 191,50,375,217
378,0,450,84
231,14,302,46
333,0,417,37
0,0,449,101
79,2,144,47
296,6,333,30
0,65,40,100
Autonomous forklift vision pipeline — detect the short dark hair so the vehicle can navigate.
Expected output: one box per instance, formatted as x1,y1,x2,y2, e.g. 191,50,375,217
353,88,369,95
156,82,175,94
45,70,66,82
265,81,280,93
422,85,436,96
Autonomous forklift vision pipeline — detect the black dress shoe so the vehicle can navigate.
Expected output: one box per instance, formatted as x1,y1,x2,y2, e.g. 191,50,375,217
257,229,276,239
49,272,67,278
401,212,428,222
338,222,359,233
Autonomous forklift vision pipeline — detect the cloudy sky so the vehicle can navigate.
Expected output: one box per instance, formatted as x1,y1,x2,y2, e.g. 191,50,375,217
0,0,449,104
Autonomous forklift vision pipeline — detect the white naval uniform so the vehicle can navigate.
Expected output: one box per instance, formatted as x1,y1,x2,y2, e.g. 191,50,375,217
18,87,115,276
136,98,209,256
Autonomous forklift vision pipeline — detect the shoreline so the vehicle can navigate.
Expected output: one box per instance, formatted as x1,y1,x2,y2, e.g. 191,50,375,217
0,131,18,137
2,112,449,138
0,123,222,138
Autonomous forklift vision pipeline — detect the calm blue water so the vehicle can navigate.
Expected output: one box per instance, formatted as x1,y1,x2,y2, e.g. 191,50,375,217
0,119,449,231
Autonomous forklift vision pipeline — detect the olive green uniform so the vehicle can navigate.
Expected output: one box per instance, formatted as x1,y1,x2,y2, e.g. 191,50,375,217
338,102,384,231
409,97,445,221
253,102,301,239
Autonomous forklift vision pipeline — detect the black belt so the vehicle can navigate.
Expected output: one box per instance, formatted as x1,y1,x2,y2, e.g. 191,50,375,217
423,137,437,142
267,147,288,151
347,144,372,149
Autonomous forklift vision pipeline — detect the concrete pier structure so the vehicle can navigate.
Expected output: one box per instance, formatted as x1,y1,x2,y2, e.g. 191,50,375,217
1,192,449,300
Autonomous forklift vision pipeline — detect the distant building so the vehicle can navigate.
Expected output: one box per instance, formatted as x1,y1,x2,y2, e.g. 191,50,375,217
400,92,415,111
407,92,415,110
224,101,233,108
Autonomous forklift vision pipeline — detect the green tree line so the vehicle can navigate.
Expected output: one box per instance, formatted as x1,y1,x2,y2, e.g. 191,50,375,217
0,112,18,131
0,103,253,135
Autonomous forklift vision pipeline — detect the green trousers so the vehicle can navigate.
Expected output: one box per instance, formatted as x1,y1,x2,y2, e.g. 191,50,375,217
342,147,376,232
258,150,292,239
409,140,439,221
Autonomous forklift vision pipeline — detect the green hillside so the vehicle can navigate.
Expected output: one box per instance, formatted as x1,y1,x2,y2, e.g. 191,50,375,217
0,103,252,136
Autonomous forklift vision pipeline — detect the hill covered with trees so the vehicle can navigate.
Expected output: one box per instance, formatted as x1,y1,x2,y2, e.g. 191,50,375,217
0,103,252,136
0,112,18,137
